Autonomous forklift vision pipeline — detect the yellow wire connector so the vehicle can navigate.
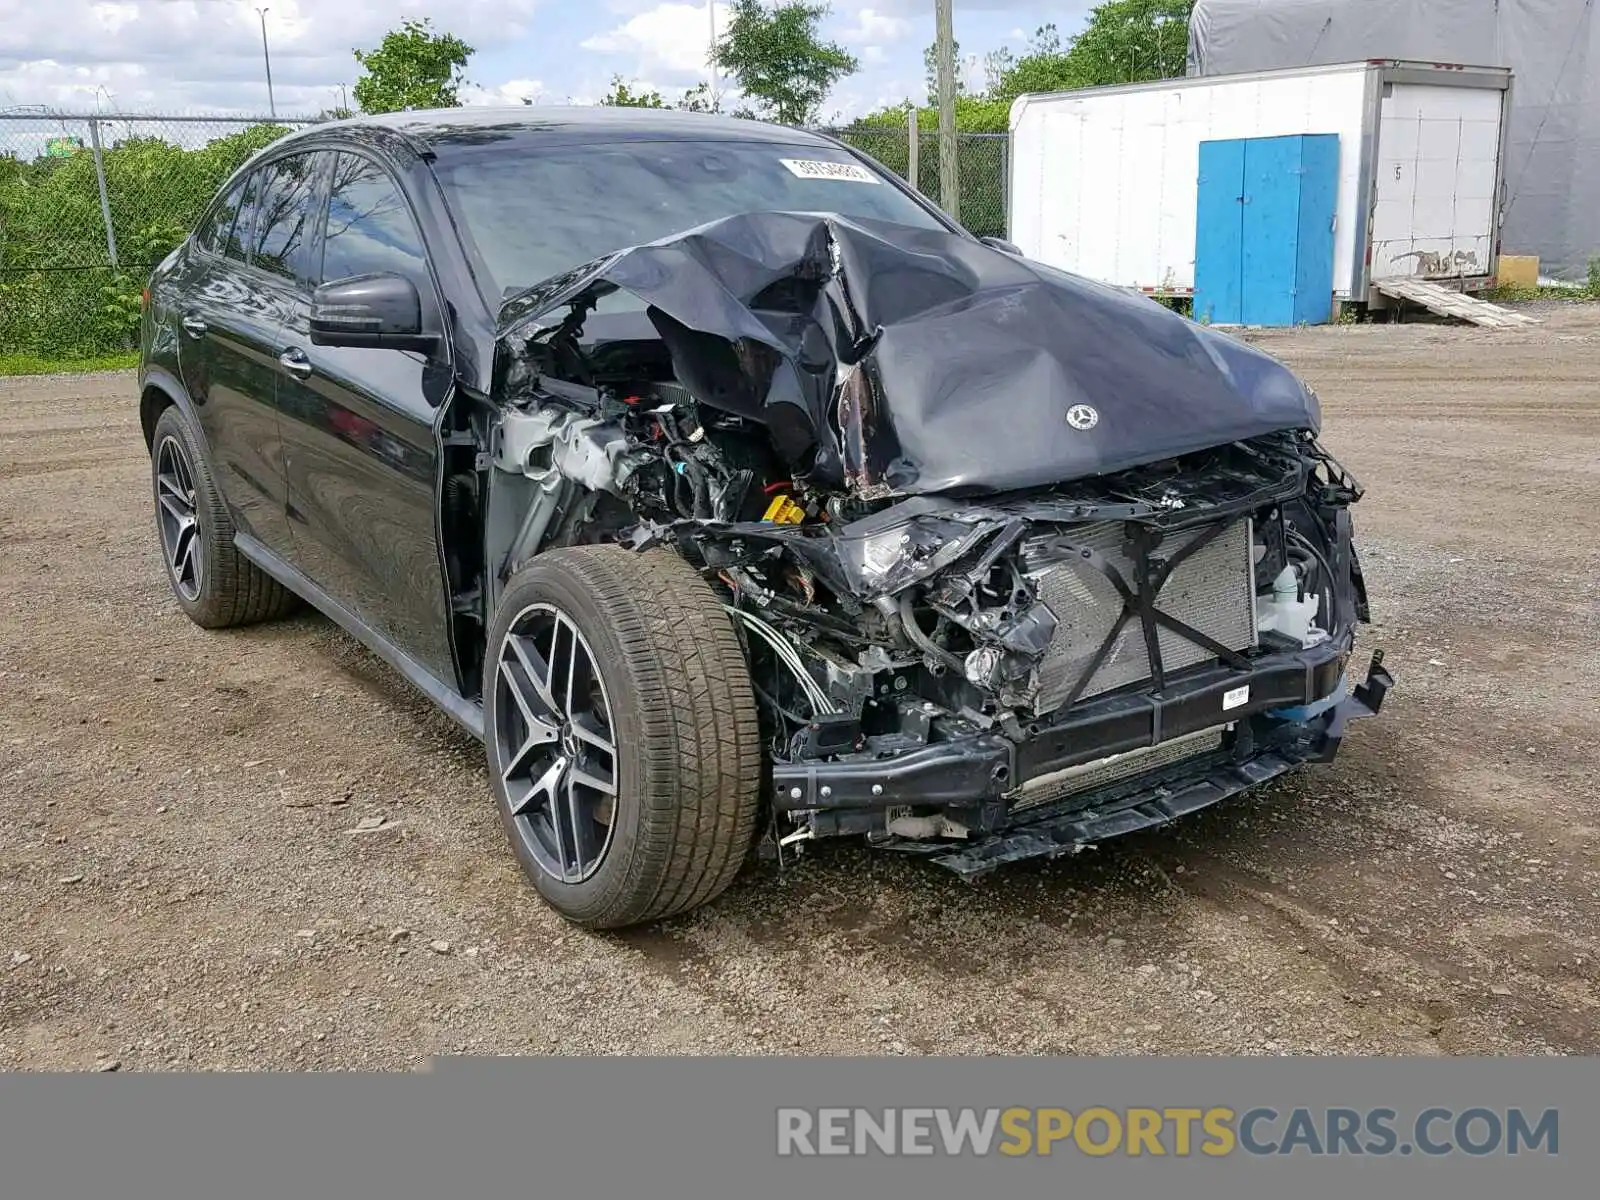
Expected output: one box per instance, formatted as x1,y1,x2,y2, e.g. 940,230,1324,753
762,494,806,524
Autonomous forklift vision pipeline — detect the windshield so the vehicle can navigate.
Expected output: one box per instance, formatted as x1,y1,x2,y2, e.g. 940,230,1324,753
431,138,948,300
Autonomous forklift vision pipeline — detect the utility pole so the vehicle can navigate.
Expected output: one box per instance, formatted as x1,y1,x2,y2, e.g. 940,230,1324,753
934,0,959,219
256,8,276,119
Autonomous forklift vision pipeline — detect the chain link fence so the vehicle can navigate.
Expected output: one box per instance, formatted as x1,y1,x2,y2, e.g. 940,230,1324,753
828,126,1009,241
0,112,315,358
1,111,1011,360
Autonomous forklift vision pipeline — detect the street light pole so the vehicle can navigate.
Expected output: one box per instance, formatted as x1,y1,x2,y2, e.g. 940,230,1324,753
707,0,719,109
256,7,276,119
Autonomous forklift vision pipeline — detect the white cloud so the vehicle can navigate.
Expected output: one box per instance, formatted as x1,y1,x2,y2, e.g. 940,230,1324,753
87,3,142,36
0,0,1050,132
835,0,1069,14
461,77,547,105
0,0,541,114
837,8,911,44
580,2,724,82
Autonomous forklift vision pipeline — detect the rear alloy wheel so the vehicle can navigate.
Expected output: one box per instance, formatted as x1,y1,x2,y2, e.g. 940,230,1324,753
484,546,763,928
154,434,204,603
149,404,298,628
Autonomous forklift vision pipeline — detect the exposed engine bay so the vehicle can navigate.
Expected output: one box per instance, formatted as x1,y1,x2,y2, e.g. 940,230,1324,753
451,212,1393,873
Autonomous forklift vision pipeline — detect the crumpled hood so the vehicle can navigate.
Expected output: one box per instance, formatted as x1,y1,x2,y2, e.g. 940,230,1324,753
497,211,1320,496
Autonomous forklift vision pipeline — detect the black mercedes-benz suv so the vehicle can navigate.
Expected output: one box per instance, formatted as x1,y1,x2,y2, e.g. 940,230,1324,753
138,106,1391,928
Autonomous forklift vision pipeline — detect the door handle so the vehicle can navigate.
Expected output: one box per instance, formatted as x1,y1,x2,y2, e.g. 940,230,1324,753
277,347,313,380
181,314,208,338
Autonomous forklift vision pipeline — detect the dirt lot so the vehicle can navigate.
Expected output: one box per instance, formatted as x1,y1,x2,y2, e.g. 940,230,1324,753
2,303,1598,1067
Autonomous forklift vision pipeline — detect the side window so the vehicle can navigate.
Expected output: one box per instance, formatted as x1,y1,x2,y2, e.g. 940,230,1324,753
222,169,266,263
250,153,324,281
196,179,246,257
321,153,427,285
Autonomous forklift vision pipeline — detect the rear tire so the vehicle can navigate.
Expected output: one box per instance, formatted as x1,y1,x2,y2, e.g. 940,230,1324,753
483,546,763,929
150,405,297,629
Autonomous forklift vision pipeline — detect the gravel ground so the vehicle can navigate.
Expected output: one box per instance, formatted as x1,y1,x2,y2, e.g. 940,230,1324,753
2,303,1598,1067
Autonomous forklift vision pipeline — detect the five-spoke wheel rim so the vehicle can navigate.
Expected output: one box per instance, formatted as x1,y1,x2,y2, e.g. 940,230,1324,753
494,604,619,884
155,435,203,603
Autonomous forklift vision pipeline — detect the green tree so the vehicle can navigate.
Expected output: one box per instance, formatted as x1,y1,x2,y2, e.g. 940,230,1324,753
992,4,1192,101
677,81,720,113
598,77,720,112
1029,24,1064,55
981,46,1015,94
352,18,474,114
1062,0,1192,86
713,0,858,125
599,76,667,108
989,23,1076,100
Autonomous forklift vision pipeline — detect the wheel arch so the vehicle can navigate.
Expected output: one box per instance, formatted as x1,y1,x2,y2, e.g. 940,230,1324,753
138,367,200,455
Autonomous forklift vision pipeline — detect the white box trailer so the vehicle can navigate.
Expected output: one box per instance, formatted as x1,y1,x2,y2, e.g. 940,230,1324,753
1008,60,1513,304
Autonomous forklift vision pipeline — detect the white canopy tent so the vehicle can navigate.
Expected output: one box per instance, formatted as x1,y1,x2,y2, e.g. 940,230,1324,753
1188,0,1600,282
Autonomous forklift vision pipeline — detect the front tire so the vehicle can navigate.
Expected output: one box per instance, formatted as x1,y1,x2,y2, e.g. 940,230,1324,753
149,405,297,629
484,546,763,929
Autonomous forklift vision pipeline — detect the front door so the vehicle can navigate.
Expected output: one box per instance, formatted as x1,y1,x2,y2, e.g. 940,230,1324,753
275,150,457,685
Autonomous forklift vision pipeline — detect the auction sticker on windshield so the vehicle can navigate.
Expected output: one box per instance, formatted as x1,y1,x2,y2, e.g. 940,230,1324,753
780,159,881,184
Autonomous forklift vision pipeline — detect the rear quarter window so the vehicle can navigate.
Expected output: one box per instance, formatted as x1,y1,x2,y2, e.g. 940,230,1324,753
196,179,246,257
222,170,267,263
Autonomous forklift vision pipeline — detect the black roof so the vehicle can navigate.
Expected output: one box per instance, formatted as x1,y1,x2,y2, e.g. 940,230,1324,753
281,105,836,154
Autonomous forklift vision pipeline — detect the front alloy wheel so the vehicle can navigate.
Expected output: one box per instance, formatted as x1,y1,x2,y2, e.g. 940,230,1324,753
494,604,619,884
483,546,762,929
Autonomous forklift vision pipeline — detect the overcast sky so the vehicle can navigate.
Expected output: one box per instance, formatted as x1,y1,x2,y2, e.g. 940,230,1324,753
0,0,1097,121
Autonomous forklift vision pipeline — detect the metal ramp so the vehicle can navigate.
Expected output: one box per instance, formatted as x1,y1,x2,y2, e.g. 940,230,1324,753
1372,278,1540,328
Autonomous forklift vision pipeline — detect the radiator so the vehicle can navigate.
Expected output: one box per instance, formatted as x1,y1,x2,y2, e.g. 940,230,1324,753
1030,519,1255,714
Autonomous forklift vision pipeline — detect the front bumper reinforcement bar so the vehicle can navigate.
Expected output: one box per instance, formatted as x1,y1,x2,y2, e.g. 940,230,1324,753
930,649,1393,877
770,647,1394,876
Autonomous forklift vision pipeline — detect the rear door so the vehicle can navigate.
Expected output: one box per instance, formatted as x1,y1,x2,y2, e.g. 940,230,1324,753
173,167,295,556
1370,81,1505,281
275,150,457,685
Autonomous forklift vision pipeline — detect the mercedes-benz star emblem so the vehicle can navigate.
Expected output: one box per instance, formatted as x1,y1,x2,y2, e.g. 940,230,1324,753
1066,403,1099,431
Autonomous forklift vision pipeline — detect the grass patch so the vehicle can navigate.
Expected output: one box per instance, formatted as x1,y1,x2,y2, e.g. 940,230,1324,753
1486,256,1600,303
0,351,140,376
1483,284,1599,303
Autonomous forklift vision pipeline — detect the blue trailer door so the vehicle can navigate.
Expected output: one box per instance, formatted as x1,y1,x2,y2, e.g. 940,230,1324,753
1194,139,1247,326
1194,134,1339,326
1240,136,1302,326
1286,133,1340,325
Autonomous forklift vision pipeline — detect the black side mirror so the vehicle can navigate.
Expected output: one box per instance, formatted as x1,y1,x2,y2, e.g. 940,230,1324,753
310,272,438,352
981,236,1024,257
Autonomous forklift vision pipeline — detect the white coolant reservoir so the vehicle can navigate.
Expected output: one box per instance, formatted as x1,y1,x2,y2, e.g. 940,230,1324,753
1256,565,1327,647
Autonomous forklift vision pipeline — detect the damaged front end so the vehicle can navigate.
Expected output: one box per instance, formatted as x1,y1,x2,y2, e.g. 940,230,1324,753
480,212,1392,875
